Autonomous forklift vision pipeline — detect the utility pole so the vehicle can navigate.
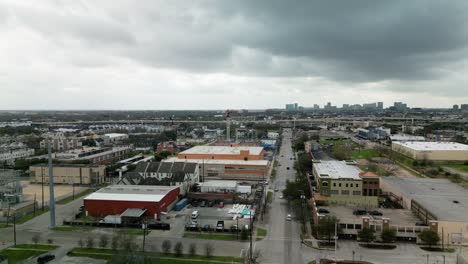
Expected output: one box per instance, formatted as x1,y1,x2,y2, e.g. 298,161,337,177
142,218,147,252
48,137,56,228
249,210,253,263
13,214,16,246
41,171,44,211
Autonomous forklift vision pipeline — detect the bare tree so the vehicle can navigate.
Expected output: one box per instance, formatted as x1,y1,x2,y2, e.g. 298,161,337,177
111,235,119,251
78,237,84,248
162,240,171,254
99,234,109,248
189,243,196,256
205,243,214,258
174,242,183,257
86,236,95,248
32,233,41,245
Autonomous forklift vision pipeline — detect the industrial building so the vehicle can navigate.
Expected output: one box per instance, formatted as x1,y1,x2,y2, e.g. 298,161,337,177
391,141,468,161
83,185,180,219
30,164,106,185
356,127,391,140
389,134,426,142
102,133,129,144
178,146,265,161
165,157,269,182
312,160,379,207
380,177,468,245
199,180,251,194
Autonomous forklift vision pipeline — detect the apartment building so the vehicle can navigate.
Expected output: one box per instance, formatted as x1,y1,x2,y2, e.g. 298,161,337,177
0,144,34,165
40,132,82,152
54,146,133,164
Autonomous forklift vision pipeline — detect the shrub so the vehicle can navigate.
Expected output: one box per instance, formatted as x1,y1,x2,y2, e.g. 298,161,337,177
32,233,40,245
358,228,375,243
381,229,396,243
78,237,84,248
419,230,440,247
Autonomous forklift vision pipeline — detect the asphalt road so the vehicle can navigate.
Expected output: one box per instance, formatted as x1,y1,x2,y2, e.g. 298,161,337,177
256,128,304,264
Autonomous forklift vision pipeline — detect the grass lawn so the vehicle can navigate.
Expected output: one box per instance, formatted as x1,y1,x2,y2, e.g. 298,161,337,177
183,232,243,241
351,149,379,160
15,208,49,224
124,229,150,235
68,248,243,263
53,225,93,232
57,189,94,205
0,244,58,264
446,164,468,173
14,244,58,250
267,191,273,204
256,228,267,241
0,223,10,228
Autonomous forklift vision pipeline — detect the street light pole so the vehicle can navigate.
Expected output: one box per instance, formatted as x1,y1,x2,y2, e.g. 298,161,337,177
47,137,56,228
249,210,253,263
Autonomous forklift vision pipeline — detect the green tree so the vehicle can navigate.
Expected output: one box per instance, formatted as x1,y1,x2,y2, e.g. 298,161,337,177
317,216,338,242
381,229,396,243
332,144,352,160
158,150,172,159
418,230,440,247
358,228,375,243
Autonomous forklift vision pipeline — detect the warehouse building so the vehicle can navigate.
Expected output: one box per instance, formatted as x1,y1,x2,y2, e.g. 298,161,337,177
83,185,180,219
380,177,468,245
178,145,265,161
391,141,468,161
30,164,106,185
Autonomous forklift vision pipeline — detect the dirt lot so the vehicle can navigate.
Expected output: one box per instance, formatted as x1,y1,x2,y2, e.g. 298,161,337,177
20,180,89,204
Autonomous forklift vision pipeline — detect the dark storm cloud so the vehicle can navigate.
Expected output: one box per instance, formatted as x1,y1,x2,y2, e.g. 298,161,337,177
121,0,468,82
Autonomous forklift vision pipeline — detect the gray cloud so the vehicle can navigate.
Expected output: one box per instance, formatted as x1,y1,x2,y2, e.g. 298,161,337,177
0,0,467,109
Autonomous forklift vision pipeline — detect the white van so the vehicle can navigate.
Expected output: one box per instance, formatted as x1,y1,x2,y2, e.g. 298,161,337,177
191,211,199,219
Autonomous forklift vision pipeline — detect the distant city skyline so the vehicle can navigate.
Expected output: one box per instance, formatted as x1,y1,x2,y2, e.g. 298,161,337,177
1,1,468,110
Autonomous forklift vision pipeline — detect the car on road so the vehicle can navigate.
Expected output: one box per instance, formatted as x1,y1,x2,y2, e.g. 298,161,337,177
353,209,368,216
286,167,290,170
369,210,383,216
37,254,55,264
274,187,279,192
149,222,171,230
279,194,283,199
317,208,330,214
286,214,292,221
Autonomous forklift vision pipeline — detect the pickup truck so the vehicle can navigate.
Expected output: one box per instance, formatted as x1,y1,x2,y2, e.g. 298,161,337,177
216,220,224,232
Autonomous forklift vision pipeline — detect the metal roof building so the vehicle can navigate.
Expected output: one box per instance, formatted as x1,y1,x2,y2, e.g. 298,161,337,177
84,185,180,218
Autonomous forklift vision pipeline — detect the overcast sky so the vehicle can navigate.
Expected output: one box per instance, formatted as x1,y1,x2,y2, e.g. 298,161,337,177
1,0,468,110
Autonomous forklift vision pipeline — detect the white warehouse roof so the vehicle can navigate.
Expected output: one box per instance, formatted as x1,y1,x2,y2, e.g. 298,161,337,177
200,180,237,189
84,185,179,202
180,146,264,155
164,157,269,166
393,141,468,151
390,134,426,141
314,160,362,180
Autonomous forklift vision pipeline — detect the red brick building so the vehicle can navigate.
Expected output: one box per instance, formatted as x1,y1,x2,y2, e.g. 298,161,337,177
83,185,180,219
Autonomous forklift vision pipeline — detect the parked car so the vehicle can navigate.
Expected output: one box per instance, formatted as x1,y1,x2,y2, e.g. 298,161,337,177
37,254,55,264
149,222,170,230
286,214,292,221
216,221,224,232
279,194,284,199
353,209,367,216
369,210,383,216
318,208,330,214
286,167,290,170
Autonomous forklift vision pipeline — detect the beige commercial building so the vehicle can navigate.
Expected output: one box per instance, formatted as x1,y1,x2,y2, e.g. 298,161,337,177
30,164,106,185
381,177,468,246
392,141,468,161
